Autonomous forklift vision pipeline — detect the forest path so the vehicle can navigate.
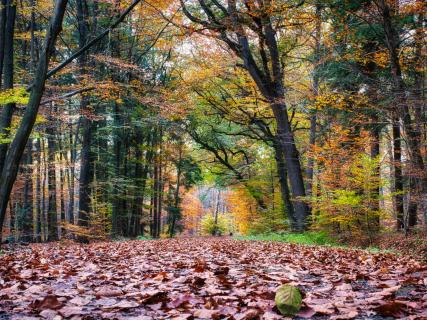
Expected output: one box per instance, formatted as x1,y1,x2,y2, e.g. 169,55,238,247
0,238,426,319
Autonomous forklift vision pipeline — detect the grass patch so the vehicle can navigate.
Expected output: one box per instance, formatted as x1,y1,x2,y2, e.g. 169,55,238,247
112,235,154,242
136,235,153,241
235,231,337,246
362,246,399,255
234,232,398,255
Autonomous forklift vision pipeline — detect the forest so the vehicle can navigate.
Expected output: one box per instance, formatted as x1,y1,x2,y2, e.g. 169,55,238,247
0,0,426,319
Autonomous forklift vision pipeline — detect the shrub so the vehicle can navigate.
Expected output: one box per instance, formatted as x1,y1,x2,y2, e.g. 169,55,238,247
200,214,229,236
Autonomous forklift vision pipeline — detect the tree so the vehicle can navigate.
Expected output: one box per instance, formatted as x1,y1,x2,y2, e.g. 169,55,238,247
178,0,311,231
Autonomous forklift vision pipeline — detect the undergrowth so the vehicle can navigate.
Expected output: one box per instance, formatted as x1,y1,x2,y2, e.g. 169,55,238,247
235,231,336,246
136,235,153,241
234,231,399,255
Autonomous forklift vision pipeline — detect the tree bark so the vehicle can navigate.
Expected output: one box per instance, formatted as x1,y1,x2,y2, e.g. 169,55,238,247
34,139,42,242
112,102,122,236
168,143,182,237
0,0,7,88
306,1,322,197
273,139,295,222
393,120,404,230
382,1,426,228
76,0,93,234
47,116,58,241
21,141,33,242
370,114,381,232
0,0,16,173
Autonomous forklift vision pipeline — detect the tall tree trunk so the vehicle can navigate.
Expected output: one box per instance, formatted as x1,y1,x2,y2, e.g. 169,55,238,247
67,115,76,224
168,143,182,237
58,133,66,235
112,102,121,236
78,117,93,230
47,113,58,241
41,140,47,240
273,139,295,222
413,0,426,224
0,0,69,242
151,148,159,238
306,1,322,197
370,114,381,232
21,141,33,242
35,139,42,242
156,128,163,238
29,0,37,71
271,102,310,231
213,189,221,235
137,138,153,236
0,0,16,173
0,0,7,87
76,0,92,234
382,1,426,228
232,0,310,231
393,120,404,230
122,134,130,236
131,129,145,237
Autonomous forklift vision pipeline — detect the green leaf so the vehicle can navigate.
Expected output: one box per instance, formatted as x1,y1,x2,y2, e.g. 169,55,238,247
275,284,302,316
0,87,30,105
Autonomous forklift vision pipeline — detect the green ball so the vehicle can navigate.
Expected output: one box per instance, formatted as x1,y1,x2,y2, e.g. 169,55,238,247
275,284,302,316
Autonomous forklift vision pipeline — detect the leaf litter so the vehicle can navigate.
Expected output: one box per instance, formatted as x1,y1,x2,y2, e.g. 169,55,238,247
0,238,426,319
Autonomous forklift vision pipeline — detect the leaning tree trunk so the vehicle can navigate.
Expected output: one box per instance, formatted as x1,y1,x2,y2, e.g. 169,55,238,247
230,0,311,231
0,0,69,242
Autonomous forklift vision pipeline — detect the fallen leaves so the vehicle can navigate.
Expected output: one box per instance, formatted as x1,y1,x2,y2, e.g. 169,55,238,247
29,295,63,311
0,238,426,319
95,285,123,298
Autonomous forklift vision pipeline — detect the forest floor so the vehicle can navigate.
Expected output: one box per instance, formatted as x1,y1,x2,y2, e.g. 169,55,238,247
0,238,426,320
